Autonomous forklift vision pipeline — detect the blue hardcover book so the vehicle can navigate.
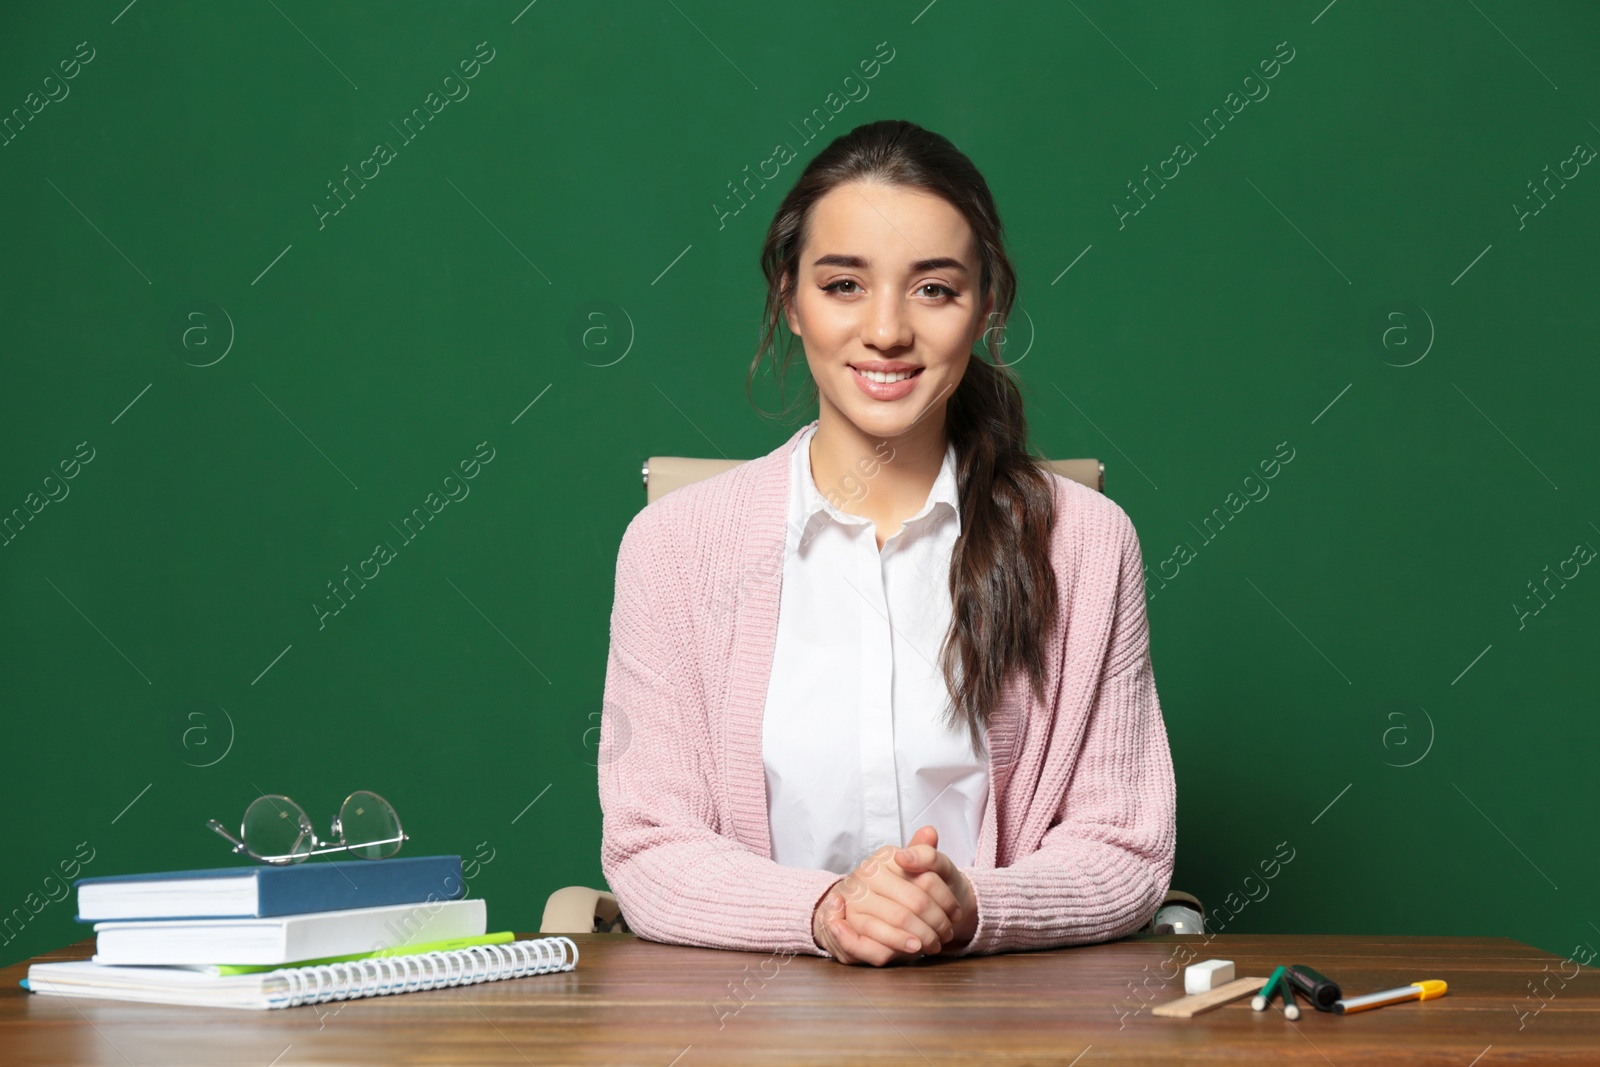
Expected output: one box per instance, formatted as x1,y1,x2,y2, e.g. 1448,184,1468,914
74,855,463,922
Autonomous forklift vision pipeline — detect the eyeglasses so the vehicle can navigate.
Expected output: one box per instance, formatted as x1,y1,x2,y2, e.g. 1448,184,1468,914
206,790,407,865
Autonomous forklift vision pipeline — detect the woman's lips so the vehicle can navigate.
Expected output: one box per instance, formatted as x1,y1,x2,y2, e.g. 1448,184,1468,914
849,365,922,401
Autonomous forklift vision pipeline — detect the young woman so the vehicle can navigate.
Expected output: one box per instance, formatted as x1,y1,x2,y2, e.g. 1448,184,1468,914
599,119,1175,966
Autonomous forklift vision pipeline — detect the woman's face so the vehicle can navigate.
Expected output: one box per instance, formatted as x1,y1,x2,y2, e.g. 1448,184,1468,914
785,180,994,442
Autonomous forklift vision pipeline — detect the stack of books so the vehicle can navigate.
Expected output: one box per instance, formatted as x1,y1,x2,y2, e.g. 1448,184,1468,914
23,856,577,1009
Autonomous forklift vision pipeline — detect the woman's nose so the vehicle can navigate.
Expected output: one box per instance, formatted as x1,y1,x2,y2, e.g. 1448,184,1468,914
863,294,913,347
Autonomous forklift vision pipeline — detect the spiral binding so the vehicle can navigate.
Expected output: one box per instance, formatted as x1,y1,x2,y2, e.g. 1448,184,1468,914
264,937,580,1009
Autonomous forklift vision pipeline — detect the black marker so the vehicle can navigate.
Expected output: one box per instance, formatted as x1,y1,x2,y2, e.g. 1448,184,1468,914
1285,964,1341,1012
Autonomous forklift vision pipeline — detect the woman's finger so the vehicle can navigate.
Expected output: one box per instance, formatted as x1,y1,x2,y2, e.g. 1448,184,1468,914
850,845,899,887
855,870,956,943
835,847,960,958
857,849,946,901
857,851,953,934
839,910,924,962
900,867,962,924
846,859,943,937
894,843,955,879
833,873,862,905
868,845,951,903
847,892,944,954
892,848,966,919
858,853,962,931
825,884,925,963
819,921,858,965
828,918,897,967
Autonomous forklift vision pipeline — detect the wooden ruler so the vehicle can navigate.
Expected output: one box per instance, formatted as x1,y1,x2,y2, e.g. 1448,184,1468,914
1152,976,1271,1018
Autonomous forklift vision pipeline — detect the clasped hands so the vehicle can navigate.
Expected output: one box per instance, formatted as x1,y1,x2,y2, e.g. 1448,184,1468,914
811,825,978,966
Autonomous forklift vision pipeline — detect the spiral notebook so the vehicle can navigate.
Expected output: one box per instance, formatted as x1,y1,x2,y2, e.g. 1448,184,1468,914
24,936,579,1010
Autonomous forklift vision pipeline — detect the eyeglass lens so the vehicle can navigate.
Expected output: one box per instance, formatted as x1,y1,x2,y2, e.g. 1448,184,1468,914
338,790,403,859
242,795,316,863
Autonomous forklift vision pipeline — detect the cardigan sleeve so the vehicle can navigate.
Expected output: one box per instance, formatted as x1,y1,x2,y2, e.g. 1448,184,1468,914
946,507,1177,957
597,516,841,956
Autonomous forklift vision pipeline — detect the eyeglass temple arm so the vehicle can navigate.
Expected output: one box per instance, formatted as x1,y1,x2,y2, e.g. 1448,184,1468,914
206,818,250,854
298,833,407,858
302,831,409,857
206,819,407,862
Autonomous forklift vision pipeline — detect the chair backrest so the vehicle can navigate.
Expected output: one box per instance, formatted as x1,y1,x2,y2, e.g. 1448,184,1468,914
642,454,1104,505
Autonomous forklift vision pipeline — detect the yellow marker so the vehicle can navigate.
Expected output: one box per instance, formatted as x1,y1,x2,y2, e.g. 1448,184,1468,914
1334,979,1448,1014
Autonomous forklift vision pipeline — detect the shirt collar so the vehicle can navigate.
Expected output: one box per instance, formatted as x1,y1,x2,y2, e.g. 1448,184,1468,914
785,423,962,558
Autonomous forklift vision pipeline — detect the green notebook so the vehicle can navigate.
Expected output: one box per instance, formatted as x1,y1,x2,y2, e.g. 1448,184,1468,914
191,931,515,975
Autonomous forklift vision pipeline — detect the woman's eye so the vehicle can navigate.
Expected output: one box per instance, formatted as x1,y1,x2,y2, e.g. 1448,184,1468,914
821,280,958,299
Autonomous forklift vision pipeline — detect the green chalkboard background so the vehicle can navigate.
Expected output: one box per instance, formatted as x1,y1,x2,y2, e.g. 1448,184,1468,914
3,0,1596,973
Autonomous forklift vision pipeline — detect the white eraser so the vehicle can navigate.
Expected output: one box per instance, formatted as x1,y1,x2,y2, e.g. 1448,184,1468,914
1184,959,1236,995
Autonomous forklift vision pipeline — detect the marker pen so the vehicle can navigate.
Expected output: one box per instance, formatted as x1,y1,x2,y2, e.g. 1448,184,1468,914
1252,965,1286,1011
1335,979,1447,1014
1285,964,1342,1012
1280,976,1301,1020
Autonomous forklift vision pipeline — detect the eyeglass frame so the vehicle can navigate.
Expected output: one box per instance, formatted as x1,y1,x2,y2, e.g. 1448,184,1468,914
206,789,409,865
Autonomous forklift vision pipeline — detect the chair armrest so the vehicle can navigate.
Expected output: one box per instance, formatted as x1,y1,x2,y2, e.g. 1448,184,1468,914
541,885,626,934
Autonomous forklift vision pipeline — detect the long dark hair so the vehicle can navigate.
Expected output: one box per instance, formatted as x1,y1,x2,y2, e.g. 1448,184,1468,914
747,118,1058,754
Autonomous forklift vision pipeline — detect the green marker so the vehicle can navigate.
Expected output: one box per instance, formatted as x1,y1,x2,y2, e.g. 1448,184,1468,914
1280,976,1301,1020
1252,965,1287,1011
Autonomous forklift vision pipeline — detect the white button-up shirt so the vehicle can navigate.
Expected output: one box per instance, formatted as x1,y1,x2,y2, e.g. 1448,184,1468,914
761,423,989,876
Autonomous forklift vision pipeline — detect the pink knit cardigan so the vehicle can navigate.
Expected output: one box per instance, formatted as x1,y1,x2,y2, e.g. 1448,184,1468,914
598,420,1176,957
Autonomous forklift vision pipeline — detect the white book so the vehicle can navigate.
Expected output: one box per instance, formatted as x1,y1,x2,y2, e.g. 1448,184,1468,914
91,898,485,966
26,936,579,1010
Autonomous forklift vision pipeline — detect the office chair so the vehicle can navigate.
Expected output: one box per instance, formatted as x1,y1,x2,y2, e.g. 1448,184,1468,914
541,448,1199,937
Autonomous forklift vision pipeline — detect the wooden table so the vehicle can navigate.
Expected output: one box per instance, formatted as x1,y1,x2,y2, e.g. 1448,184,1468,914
2,933,1595,1065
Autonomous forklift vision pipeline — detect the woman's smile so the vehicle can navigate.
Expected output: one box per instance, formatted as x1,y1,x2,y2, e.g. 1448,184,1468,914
849,360,924,400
